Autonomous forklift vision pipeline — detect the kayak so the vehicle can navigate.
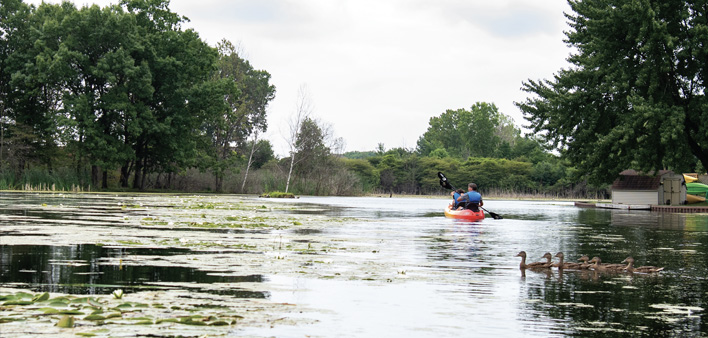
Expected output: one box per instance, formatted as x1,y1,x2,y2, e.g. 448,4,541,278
686,194,706,204
444,205,485,221
687,182,708,198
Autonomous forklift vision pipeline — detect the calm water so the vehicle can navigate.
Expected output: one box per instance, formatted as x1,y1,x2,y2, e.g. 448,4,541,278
1,193,708,337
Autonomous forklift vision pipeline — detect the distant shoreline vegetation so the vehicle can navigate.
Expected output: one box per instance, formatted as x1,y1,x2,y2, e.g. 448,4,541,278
0,149,610,200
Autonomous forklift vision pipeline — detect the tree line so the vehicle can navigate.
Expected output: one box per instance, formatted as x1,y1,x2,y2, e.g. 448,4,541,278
1,0,623,198
1,0,274,192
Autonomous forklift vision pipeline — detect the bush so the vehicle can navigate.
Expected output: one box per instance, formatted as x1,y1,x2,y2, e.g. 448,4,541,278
265,191,295,198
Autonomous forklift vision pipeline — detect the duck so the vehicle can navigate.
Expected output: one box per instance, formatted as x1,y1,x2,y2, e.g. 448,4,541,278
516,251,553,269
621,257,664,273
553,252,581,270
588,256,626,271
577,255,592,269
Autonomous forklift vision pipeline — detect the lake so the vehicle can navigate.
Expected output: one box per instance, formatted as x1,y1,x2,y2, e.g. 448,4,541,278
1,192,707,337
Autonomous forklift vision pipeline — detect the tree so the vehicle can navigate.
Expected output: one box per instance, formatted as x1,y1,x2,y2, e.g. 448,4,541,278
203,40,274,192
294,117,329,175
4,1,69,173
416,102,516,159
117,0,224,190
284,84,312,193
241,132,275,192
57,3,148,188
0,0,32,171
517,0,708,184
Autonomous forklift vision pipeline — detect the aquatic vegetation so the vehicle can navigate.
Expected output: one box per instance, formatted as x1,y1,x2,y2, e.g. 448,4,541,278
112,290,124,299
263,191,295,198
0,290,269,335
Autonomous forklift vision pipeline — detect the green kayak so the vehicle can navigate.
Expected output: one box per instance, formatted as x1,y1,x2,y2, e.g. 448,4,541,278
687,182,708,198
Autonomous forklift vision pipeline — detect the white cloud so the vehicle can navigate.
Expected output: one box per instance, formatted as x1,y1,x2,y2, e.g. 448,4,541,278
23,0,572,156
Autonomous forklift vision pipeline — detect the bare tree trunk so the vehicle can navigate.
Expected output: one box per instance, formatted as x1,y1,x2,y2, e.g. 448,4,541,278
241,131,259,193
285,152,295,193
91,165,100,188
102,170,108,189
215,174,222,193
120,161,132,187
132,159,142,189
284,84,312,193
0,103,4,169
140,163,147,190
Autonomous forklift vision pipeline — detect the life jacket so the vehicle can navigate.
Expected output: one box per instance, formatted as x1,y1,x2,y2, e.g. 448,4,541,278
460,191,482,211
452,192,463,207
463,191,482,203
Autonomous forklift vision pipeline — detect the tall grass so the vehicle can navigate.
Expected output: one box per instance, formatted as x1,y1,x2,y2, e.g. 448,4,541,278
0,167,89,191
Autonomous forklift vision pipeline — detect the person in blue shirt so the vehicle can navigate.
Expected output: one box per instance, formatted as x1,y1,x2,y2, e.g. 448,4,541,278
456,183,483,211
450,189,465,210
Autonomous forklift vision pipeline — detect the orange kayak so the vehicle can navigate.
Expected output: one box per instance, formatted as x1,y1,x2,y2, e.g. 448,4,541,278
444,205,485,221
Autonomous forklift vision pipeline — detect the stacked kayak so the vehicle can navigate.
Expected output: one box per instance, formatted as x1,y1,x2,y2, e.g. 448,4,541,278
687,182,708,203
687,182,708,197
444,205,485,221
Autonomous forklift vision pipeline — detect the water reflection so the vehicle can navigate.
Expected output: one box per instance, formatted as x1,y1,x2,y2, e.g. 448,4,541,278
3,193,708,337
509,205,708,337
0,245,266,298
611,210,708,231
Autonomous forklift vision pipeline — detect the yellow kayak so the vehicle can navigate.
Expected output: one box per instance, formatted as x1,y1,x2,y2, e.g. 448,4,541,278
686,194,706,204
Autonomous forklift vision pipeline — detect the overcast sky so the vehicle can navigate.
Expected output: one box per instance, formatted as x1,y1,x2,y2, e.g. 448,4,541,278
25,0,573,156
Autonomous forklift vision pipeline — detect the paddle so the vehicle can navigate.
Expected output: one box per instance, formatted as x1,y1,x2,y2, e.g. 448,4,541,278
437,171,503,219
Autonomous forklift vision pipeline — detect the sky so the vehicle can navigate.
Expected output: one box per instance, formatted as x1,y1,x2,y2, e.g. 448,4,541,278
24,0,573,156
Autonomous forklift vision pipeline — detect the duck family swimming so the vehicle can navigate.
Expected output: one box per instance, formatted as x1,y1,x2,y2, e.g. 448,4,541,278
517,252,664,274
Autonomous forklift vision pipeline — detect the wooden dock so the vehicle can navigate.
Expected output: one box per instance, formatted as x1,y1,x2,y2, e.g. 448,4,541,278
575,201,708,213
595,203,651,210
651,205,708,213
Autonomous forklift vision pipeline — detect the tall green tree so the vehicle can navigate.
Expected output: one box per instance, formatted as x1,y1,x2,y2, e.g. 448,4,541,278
204,39,275,192
517,0,708,184
58,3,149,188
416,102,516,159
4,1,70,172
294,117,330,175
119,0,223,189
0,0,32,170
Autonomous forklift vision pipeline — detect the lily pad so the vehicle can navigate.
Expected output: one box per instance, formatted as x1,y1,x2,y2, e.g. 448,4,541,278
56,315,75,328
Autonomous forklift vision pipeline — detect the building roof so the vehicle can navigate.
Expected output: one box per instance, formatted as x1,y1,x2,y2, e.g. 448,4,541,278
612,175,661,191
619,169,674,176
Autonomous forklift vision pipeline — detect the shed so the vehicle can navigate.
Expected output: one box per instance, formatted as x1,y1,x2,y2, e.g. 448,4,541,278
611,170,686,206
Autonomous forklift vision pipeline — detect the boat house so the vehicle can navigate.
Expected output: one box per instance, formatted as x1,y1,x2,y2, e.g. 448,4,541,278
611,170,686,206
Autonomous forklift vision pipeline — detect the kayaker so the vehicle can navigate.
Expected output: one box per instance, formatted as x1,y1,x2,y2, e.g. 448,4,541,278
456,183,483,211
450,189,465,209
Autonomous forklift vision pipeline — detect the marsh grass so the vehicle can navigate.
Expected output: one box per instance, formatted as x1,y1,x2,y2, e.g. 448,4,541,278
0,167,89,191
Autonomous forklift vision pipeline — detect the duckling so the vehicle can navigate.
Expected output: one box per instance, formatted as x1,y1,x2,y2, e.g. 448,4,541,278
588,256,626,271
577,255,591,269
516,251,552,269
621,257,664,273
553,252,581,270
